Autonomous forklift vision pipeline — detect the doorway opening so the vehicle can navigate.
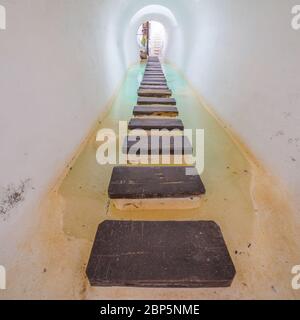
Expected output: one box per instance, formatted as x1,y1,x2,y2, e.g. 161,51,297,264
137,21,167,58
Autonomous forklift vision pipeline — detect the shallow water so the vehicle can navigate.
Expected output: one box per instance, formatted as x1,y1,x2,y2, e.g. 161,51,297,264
56,63,300,300
3,62,299,300
60,62,254,248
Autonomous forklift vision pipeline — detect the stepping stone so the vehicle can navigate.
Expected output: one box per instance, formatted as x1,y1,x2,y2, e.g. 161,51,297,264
146,68,163,72
140,85,169,90
144,75,165,78
124,135,193,155
148,57,159,61
143,74,166,79
142,77,167,83
133,105,178,116
147,64,161,67
86,220,236,288
137,97,176,105
141,81,168,86
128,118,184,131
138,89,172,98
144,74,165,78
143,76,166,80
144,74,165,77
146,66,162,69
145,71,163,75
108,165,205,203
144,72,164,75
142,78,166,82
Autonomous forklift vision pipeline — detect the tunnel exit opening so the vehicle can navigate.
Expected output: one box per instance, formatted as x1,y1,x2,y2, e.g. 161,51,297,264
137,21,167,59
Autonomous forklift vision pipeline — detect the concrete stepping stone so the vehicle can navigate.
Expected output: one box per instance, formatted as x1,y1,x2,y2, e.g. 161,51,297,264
147,60,161,64
139,85,169,90
133,105,178,116
145,64,162,67
108,166,205,210
138,89,172,98
146,66,161,70
137,97,176,105
148,56,159,60
128,118,184,130
144,72,165,76
143,77,166,81
145,68,163,72
143,79,166,84
142,78,166,82
146,64,161,68
123,135,193,155
142,79,166,84
143,75,165,79
144,74,165,77
141,81,167,86
86,220,236,288
142,82,167,87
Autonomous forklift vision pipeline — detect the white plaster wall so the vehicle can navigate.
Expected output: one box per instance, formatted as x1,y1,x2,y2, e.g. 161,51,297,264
0,0,127,259
166,0,300,214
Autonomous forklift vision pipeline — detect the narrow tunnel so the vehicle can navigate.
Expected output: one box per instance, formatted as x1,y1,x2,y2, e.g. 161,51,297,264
0,0,300,300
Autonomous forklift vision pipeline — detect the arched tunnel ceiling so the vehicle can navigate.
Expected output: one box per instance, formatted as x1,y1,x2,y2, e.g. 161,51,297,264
129,5,178,28
115,0,197,67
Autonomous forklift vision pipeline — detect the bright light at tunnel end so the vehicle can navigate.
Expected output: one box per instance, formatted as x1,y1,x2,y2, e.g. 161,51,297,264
95,121,205,177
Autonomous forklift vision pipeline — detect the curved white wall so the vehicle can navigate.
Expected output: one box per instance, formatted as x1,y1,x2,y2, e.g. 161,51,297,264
0,0,127,260
167,0,300,214
1,0,300,263
124,4,179,62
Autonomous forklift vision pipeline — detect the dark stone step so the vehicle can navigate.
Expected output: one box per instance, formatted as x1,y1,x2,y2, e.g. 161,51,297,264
133,105,178,116
144,73,165,77
145,68,163,72
87,221,235,288
142,77,167,84
143,77,166,82
108,166,205,199
141,81,167,86
138,89,171,98
145,65,162,70
143,80,166,84
146,64,161,68
144,72,165,76
139,85,169,90
137,97,176,105
123,135,193,155
128,118,184,130
148,57,159,62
